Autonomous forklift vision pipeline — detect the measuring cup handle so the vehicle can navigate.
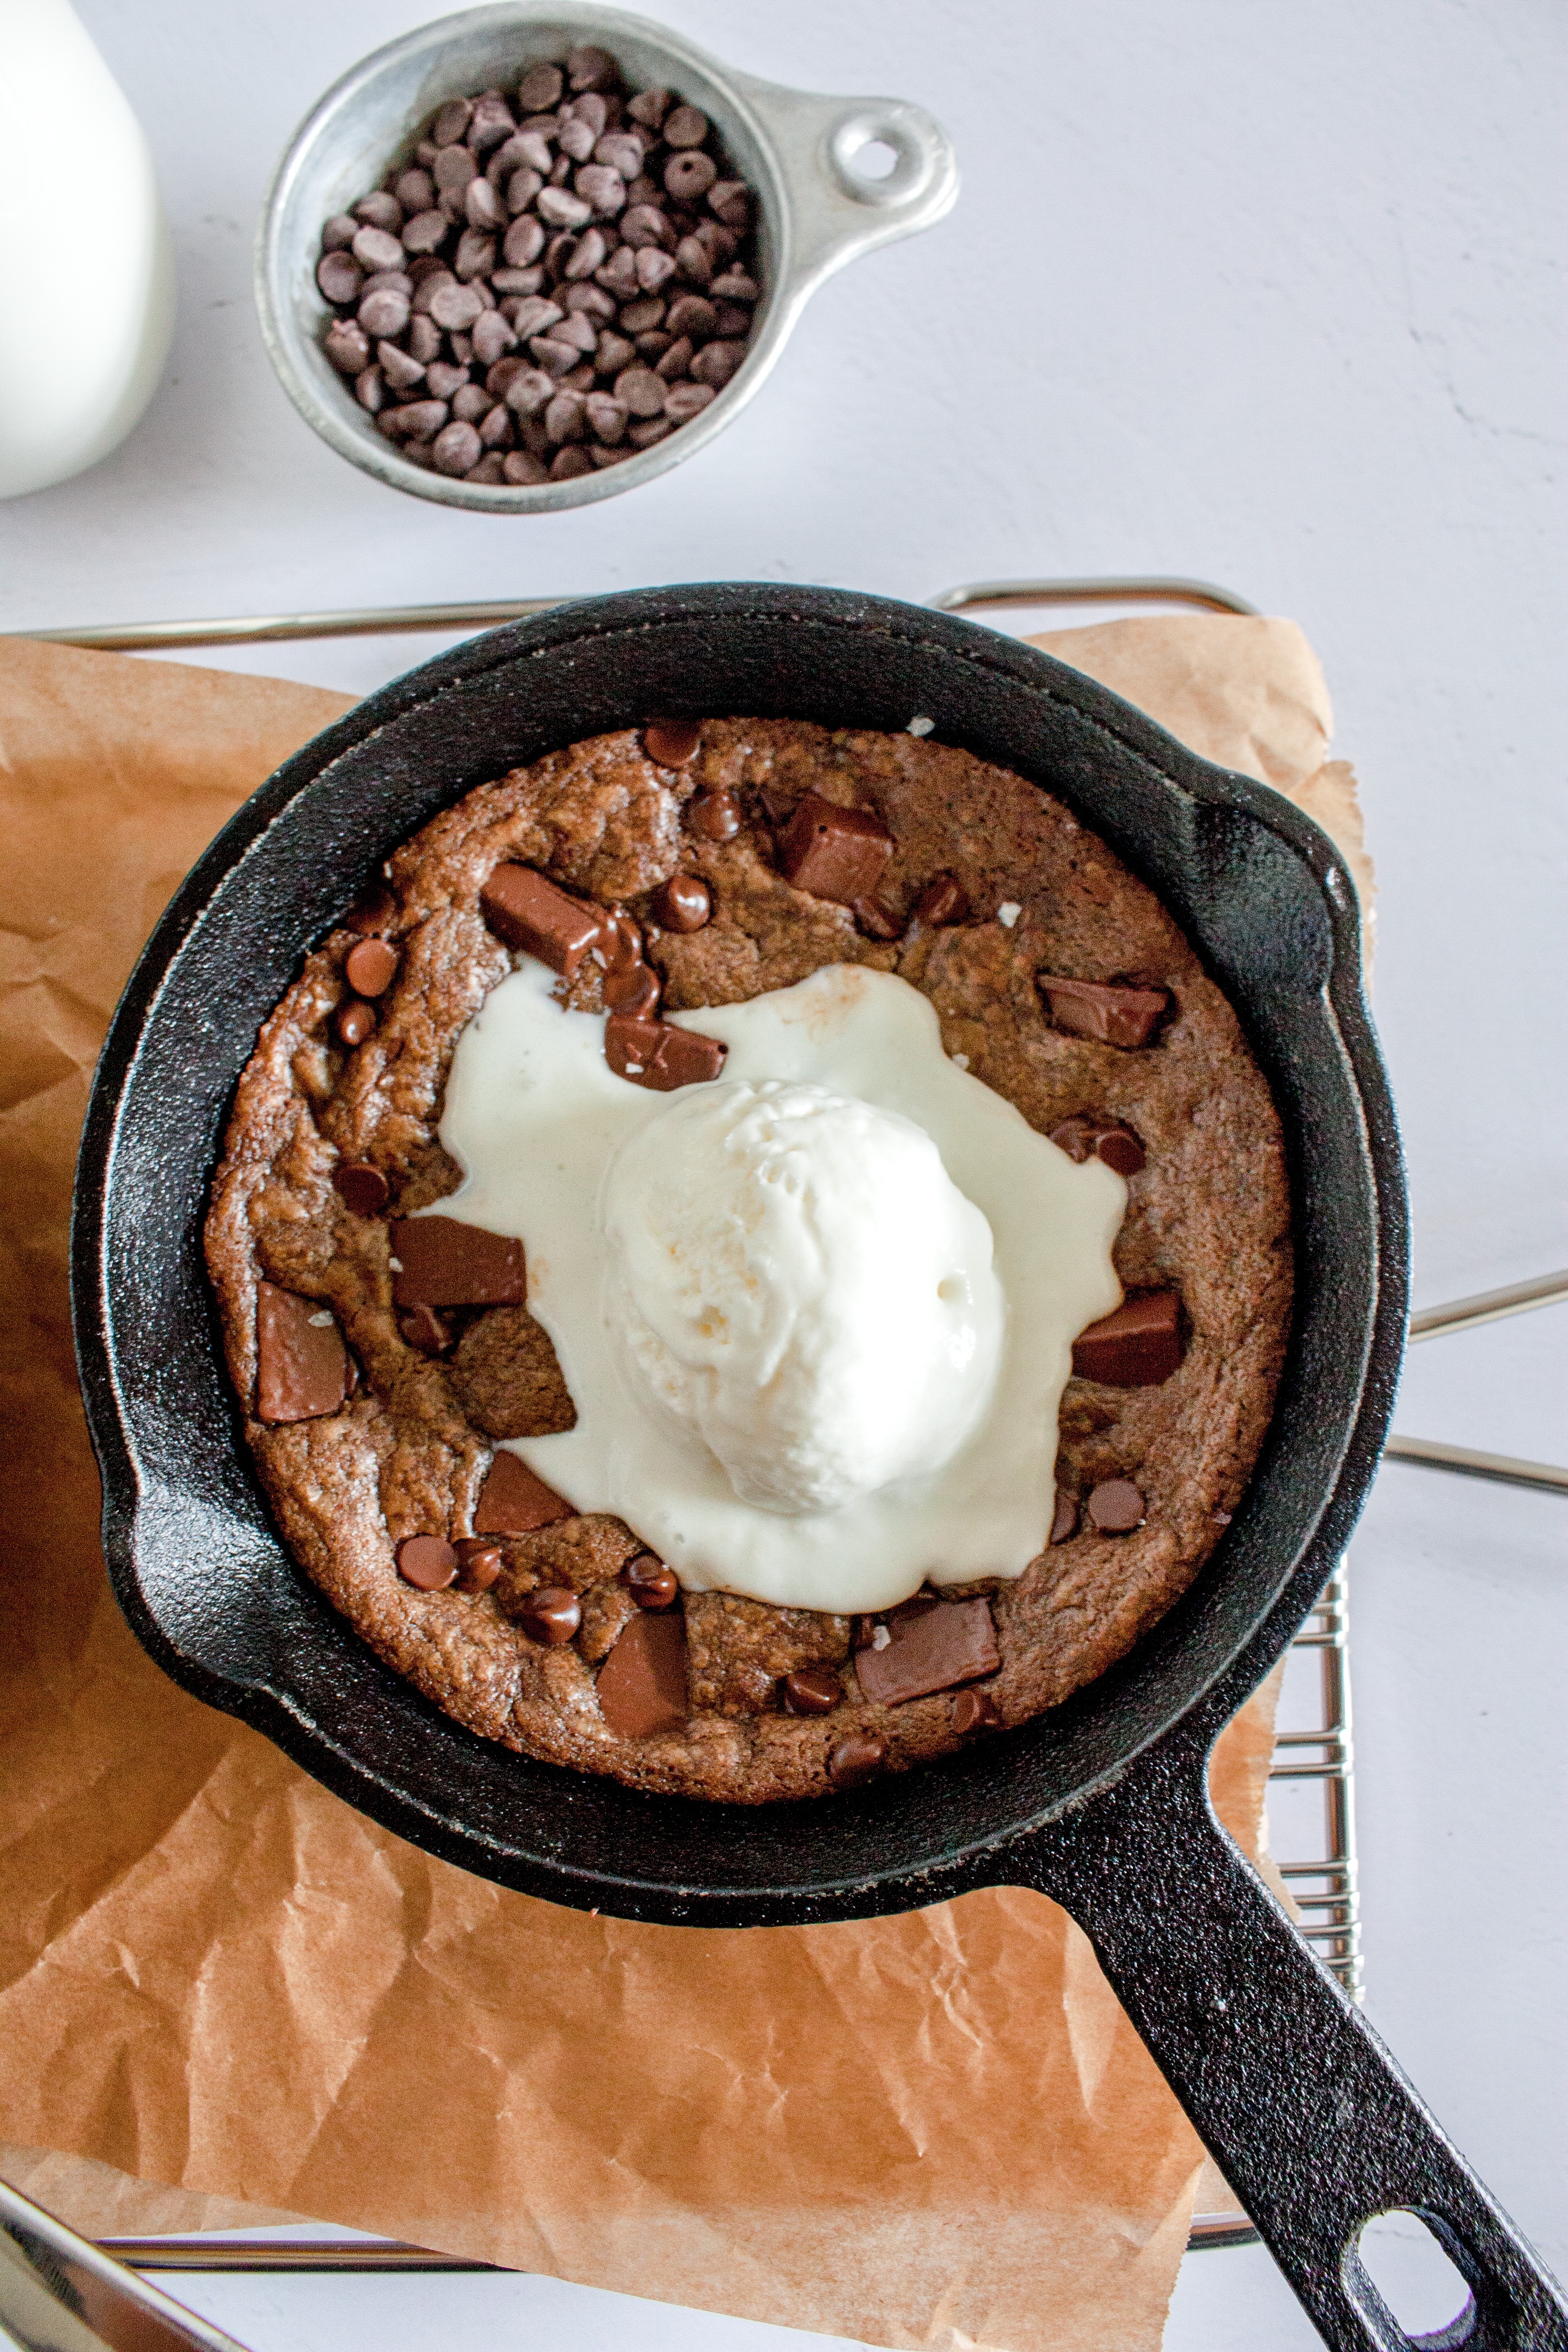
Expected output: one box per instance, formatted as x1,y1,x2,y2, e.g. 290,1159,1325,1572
734,74,960,295
1006,1728,1567,2350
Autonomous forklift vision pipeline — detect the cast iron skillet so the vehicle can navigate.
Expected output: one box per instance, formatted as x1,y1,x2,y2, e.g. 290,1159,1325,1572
72,588,1564,2351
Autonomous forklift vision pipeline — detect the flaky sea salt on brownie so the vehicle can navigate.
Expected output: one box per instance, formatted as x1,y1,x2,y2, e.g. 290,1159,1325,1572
205,720,1291,1803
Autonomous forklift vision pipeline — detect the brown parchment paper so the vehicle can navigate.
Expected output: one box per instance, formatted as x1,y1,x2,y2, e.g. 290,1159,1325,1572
0,618,1368,2352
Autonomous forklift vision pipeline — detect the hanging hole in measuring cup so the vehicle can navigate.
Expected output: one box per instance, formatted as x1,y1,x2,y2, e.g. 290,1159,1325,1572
827,110,934,208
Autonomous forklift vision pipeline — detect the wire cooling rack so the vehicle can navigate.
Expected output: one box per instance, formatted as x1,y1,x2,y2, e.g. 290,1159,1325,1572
12,578,1561,2273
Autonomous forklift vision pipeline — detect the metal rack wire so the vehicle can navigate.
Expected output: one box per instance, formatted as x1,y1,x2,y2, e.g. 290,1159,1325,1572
8,576,1558,2275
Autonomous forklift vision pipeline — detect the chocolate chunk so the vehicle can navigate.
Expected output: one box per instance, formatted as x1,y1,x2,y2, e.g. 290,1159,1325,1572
396,1534,458,1590
851,895,903,941
480,862,604,972
346,884,395,933
388,1215,526,1306
776,791,894,906
644,717,702,765
624,1553,679,1609
1087,1478,1146,1534
952,1688,1000,1735
254,1282,352,1424
399,1304,454,1355
473,1447,572,1534
1049,1489,1077,1545
1071,1289,1183,1385
518,1586,582,1645
335,998,376,1047
781,1666,841,1716
828,1734,886,1789
854,1596,999,1707
914,872,968,925
597,1609,688,1737
333,1160,389,1217
1038,975,1170,1048
344,937,399,997
1048,1115,1146,1177
453,1539,504,1593
605,1011,727,1090
652,873,711,932
688,789,739,841
603,962,660,1016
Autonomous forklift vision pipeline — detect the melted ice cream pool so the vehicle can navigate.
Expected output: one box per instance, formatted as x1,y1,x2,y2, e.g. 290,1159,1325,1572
434,961,1124,1613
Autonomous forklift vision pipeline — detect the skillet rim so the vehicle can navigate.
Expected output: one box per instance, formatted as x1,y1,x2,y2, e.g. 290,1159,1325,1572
70,584,1407,1923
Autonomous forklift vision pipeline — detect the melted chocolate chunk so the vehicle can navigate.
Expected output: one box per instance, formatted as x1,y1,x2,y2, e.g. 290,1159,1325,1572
1048,1115,1146,1177
624,1553,679,1609
775,791,894,905
388,1215,526,1307
518,1586,582,1645
453,1540,504,1593
597,1609,688,1737
603,962,660,1016
652,873,711,932
828,1734,886,1788
399,1303,454,1356
605,1011,727,1090
853,1596,999,1707
688,789,740,841
914,872,968,925
472,1448,572,1534
781,1665,842,1715
1071,1289,1183,1385
480,862,604,972
254,1281,352,1424
1038,974,1170,1048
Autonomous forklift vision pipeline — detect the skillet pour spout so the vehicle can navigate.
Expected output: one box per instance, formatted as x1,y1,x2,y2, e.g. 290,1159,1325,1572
72,586,1567,2350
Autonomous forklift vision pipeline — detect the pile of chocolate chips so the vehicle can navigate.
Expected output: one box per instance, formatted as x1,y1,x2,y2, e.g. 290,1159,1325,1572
314,45,760,484
250,717,1201,1790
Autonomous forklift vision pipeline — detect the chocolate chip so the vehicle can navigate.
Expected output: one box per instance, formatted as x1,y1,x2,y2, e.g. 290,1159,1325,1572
567,43,616,91
519,1586,582,1644
432,98,474,148
1048,1115,1146,1177
782,1667,842,1716
663,104,709,149
1049,1489,1077,1545
351,224,404,273
644,717,701,765
517,62,564,111
828,1735,886,1789
665,151,717,204
1071,1290,1183,1386
335,998,376,1047
597,1609,688,1738
951,1688,1000,1736
333,1160,389,1217
473,1448,572,1534
605,1012,727,1091
688,789,739,841
663,382,715,423
854,1596,999,1707
690,340,745,389
344,937,399,997
776,791,895,906
603,962,660,1016
480,861,605,970
914,872,968,925
453,1540,504,1593
399,1304,453,1355
396,1534,458,1590
651,873,711,932
324,319,371,374
388,1215,526,1306
1087,1478,1146,1534
1038,975,1170,1048
708,181,751,229
317,252,363,304
346,884,395,934
627,86,670,129
254,1282,352,1424
624,1553,679,1609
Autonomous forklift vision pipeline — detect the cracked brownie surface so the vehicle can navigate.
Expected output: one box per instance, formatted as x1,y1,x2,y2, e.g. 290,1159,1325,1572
205,720,1292,1801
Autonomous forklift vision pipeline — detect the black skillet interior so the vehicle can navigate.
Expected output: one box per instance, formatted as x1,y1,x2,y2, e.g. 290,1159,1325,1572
72,584,1404,1929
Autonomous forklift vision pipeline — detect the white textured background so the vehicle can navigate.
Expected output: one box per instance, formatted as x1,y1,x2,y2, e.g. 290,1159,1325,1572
6,2,1564,2345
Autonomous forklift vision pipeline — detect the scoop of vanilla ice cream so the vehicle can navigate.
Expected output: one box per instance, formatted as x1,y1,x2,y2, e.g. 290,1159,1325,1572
601,1079,1004,1515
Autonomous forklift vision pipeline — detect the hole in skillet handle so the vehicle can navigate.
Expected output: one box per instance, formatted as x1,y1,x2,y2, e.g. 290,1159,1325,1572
1347,2211,1477,2348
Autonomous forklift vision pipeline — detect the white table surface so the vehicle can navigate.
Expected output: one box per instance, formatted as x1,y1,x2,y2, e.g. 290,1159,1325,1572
8,2,1564,2345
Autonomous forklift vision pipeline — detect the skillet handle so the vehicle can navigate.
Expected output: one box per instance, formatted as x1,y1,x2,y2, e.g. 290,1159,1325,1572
1009,1728,1568,2351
